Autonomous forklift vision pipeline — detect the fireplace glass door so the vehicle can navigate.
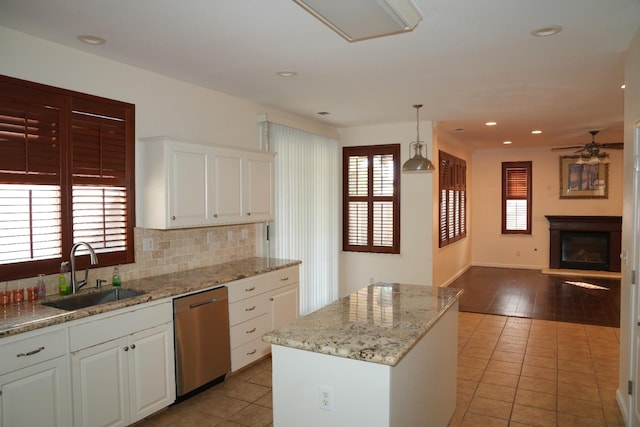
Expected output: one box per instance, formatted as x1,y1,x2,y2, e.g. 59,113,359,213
560,231,610,271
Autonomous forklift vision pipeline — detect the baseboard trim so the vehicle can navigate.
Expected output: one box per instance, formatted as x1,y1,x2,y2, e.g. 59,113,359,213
616,387,629,426
541,268,621,279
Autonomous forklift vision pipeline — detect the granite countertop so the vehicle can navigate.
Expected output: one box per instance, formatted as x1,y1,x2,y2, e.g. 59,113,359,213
262,283,463,367
0,257,300,338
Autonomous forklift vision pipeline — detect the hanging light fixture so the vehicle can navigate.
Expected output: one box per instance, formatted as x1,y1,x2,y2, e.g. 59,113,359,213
402,104,435,173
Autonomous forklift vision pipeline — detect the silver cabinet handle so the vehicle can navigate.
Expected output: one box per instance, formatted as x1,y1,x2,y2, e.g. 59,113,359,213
214,213,218,218
246,349,257,356
247,212,251,216
246,328,256,334
17,346,45,357
245,286,256,292
131,344,136,350
124,346,129,351
171,215,176,220
245,305,256,312
280,277,289,281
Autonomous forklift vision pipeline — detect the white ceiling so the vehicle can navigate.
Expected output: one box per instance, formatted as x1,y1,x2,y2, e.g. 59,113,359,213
1,0,638,151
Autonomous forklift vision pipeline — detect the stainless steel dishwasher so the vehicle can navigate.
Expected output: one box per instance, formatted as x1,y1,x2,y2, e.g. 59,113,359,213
173,286,231,397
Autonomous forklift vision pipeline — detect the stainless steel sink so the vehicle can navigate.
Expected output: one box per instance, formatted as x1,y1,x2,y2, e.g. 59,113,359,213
42,288,145,311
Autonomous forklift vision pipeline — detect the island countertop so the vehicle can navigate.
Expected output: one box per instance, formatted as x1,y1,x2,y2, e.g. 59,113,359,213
262,283,463,366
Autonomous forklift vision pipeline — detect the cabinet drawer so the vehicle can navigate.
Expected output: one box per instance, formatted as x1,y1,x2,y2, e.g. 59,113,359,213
0,328,67,375
227,275,271,302
230,313,270,349
231,338,271,372
267,266,298,290
228,293,269,326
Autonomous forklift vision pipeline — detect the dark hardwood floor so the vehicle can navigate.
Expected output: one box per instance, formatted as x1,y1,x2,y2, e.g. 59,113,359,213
448,266,621,327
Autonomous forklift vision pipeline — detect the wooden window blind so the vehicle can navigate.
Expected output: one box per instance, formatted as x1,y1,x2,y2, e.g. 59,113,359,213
502,161,532,234
438,151,467,247
0,75,135,280
343,144,400,253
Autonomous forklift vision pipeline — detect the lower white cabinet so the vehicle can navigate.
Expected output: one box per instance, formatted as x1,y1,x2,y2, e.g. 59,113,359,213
228,265,299,371
0,355,71,427
0,326,71,427
69,300,175,427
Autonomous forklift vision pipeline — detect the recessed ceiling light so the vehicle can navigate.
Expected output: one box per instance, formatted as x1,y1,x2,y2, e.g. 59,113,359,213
621,84,626,89
531,130,542,134
503,141,512,145
485,121,497,126
77,34,106,45
277,71,297,77
531,25,562,37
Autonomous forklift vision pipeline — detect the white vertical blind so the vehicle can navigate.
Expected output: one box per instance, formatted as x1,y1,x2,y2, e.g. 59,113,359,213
268,123,340,315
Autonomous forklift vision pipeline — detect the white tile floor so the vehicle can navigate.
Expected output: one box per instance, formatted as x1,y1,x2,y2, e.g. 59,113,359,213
136,312,624,426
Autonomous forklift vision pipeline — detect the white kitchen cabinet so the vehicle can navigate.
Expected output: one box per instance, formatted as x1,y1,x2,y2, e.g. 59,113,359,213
227,265,299,371
139,138,211,229
0,327,71,427
139,136,274,229
270,283,299,331
243,152,274,223
69,300,175,427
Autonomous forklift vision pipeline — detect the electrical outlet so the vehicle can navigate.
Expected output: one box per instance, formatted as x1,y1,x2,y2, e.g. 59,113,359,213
319,386,333,411
142,237,153,252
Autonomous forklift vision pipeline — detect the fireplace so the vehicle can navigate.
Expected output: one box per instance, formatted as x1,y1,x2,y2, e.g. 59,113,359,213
546,216,622,272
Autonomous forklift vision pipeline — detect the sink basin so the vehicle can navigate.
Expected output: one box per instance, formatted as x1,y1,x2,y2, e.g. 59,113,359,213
43,288,145,311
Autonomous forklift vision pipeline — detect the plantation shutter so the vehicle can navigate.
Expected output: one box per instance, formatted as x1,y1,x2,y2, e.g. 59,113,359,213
70,98,133,260
438,151,466,247
502,162,532,234
343,144,400,253
0,83,64,268
0,75,135,280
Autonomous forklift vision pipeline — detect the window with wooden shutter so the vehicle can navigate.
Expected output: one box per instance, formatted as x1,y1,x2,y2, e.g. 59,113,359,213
343,144,400,253
502,161,532,234
0,75,135,280
438,151,466,247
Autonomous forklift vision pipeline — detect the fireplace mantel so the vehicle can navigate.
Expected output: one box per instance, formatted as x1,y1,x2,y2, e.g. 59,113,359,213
545,215,622,272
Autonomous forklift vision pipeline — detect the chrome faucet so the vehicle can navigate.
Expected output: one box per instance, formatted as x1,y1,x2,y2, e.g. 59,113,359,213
70,242,99,293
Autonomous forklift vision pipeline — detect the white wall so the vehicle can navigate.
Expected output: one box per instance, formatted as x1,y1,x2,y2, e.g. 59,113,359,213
470,147,623,270
619,25,640,424
338,122,434,296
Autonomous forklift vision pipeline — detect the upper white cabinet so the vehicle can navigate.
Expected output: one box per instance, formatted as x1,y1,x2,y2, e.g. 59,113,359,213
139,137,275,229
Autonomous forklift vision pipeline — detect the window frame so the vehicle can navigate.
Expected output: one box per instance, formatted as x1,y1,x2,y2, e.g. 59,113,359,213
342,144,400,254
0,75,135,281
501,161,532,235
438,151,467,247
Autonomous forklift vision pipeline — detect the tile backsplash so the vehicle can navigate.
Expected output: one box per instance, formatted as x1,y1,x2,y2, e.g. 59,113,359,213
4,224,257,296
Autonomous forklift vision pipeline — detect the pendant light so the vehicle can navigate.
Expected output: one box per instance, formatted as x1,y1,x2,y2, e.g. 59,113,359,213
402,104,435,173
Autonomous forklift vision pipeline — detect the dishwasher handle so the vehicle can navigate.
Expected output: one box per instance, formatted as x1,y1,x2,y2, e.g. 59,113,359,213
189,298,223,309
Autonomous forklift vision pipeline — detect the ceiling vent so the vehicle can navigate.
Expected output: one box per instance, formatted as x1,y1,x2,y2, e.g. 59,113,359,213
292,0,423,42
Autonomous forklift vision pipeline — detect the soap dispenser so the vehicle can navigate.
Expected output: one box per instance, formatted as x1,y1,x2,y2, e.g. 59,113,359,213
112,266,121,287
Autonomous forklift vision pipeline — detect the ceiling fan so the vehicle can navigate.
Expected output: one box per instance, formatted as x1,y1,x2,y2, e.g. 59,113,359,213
551,130,624,163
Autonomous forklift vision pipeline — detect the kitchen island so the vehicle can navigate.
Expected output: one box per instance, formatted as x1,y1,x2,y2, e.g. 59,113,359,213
262,283,463,427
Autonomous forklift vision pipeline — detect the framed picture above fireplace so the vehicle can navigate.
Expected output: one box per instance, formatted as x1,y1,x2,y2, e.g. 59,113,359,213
559,155,608,199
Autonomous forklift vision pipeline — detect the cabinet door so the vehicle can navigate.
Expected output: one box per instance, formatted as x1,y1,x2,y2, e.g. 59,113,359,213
169,148,208,227
244,153,274,222
0,357,71,427
128,323,176,424
71,337,129,427
270,284,299,330
211,151,243,223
